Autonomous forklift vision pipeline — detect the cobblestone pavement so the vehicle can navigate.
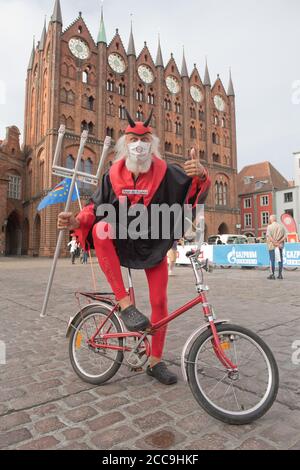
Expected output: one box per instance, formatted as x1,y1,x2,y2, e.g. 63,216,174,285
0,257,300,450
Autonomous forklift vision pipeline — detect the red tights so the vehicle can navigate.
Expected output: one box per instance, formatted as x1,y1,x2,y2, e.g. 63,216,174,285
92,222,168,359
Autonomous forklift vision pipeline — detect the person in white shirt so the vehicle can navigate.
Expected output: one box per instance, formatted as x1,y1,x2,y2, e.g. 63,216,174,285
68,236,78,265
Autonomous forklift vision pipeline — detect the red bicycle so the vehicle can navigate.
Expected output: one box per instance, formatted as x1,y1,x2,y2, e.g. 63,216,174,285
66,247,279,425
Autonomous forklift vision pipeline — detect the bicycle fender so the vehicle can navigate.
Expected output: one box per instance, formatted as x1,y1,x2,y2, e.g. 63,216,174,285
65,302,124,338
181,319,230,382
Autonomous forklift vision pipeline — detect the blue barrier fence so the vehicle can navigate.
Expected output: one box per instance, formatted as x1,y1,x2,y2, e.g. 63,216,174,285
213,243,300,267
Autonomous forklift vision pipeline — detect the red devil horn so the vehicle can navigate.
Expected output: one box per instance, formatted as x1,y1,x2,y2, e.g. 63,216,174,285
125,108,136,128
143,109,153,128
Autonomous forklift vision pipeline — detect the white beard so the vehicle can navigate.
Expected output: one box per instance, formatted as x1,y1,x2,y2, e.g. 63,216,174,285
125,155,152,174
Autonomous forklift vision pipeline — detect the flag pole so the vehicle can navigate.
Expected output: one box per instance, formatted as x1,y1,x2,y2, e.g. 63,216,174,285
40,130,88,318
40,135,112,318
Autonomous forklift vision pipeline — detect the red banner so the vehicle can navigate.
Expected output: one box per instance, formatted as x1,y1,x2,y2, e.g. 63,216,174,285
281,213,297,233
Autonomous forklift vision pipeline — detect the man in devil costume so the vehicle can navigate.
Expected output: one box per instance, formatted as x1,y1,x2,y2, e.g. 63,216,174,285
58,110,211,385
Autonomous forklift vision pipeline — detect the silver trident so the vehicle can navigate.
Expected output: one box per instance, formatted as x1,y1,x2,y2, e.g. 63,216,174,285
40,125,112,318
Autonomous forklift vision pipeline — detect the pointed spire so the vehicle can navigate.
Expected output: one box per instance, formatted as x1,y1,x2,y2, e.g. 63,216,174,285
27,37,35,71
97,5,107,44
127,20,136,56
227,68,235,96
39,19,46,51
203,58,211,86
181,47,188,78
51,0,62,24
156,35,164,67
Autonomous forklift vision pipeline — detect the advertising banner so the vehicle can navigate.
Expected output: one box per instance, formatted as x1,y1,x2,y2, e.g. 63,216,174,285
213,243,300,267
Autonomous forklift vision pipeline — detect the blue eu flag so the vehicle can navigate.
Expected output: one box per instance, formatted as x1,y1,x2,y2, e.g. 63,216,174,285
38,178,80,211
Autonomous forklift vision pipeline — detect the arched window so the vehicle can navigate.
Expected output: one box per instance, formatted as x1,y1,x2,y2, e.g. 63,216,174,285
106,127,114,139
175,121,182,135
223,183,228,206
136,108,144,121
136,89,144,102
165,142,172,152
218,182,223,205
66,116,74,130
147,93,155,105
190,107,196,119
85,158,93,175
215,182,219,205
175,102,181,113
119,105,126,120
214,116,219,126
165,117,172,132
190,126,196,139
82,71,88,84
81,120,88,132
88,96,95,111
66,155,75,169
222,118,226,128
88,122,94,134
212,132,219,144
107,99,115,116
164,99,171,111
199,110,205,121
118,83,126,96
107,79,114,92
39,159,44,193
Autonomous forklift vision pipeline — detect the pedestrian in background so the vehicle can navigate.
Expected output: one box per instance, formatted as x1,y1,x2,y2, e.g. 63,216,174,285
266,215,286,280
80,248,88,264
167,241,178,276
68,236,78,265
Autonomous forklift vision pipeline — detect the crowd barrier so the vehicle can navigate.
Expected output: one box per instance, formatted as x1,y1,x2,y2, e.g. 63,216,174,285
176,243,300,268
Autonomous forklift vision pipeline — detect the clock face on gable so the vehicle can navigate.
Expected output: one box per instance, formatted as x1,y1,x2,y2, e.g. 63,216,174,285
68,38,90,60
214,94,225,112
138,65,154,84
166,76,180,94
190,85,203,103
108,53,126,74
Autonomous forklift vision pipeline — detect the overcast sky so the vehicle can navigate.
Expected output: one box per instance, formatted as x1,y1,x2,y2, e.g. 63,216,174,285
0,0,299,180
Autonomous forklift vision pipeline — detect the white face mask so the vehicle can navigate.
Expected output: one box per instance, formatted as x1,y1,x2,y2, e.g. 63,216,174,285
127,140,151,163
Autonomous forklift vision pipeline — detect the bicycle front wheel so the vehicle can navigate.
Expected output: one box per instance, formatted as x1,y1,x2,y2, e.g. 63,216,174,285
187,323,279,425
69,305,124,385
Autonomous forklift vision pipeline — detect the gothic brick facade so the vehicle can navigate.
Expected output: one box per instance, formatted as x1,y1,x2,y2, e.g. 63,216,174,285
1,0,239,257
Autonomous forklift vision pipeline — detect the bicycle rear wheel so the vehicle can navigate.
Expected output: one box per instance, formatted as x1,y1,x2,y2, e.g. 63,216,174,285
69,305,124,385
187,323,279,425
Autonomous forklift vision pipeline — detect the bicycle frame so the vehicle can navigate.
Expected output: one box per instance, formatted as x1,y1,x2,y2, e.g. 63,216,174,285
74,251,237,373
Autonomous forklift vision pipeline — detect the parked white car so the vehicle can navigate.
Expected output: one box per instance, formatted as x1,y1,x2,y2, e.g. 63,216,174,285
208,234,248,245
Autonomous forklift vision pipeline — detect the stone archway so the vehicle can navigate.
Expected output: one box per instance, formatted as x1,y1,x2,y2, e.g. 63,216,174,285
22,219,29,255
33,214,41,256
218,222,229,235
5,211,22,256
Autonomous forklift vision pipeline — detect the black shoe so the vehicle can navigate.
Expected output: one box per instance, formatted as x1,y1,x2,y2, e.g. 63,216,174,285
267,274,275,280
277,274,283,279
120,305,150,332
146,362,178,385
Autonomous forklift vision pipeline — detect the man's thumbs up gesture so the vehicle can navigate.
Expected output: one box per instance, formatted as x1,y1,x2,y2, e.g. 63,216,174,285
184,148,206,179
